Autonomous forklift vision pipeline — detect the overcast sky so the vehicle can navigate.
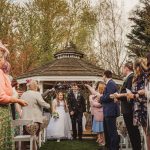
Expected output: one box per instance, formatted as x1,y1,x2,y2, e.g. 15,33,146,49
14,0,139,13
121,0,139,13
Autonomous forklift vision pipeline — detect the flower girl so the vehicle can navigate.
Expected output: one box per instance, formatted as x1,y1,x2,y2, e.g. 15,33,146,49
47,92,72,142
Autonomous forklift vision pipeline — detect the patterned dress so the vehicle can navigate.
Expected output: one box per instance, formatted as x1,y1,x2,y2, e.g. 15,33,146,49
146,80,150,133
0,106,14,150
132,73,147,127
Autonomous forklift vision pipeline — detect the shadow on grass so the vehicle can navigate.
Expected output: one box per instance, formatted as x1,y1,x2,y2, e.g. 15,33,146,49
40,140,100,150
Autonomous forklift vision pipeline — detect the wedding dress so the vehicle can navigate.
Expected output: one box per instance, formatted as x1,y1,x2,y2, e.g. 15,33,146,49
47,100,72,139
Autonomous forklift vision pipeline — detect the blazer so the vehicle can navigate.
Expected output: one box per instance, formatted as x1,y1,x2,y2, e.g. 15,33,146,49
67,91,86,114
21,90,50,123
100,79,120,117
120,73,134,114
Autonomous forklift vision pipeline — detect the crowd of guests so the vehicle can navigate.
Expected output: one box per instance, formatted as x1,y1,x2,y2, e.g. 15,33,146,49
45,53,150,150
0,38,150,150
86,53,150,150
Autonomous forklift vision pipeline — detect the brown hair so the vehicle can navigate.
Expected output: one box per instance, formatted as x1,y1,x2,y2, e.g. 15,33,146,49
124,62,133,71
133,59,147,84
56,92,68,112
104,70,112,78
134,59,147,73
71,82,78,87
147,53,150,81
95,81,106,94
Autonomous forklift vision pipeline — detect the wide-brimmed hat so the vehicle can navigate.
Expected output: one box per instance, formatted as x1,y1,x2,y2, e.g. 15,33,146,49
0,40,10,56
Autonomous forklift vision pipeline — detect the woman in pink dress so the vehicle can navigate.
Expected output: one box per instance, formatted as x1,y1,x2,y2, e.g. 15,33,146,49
85,81,105,145
0,41,27,150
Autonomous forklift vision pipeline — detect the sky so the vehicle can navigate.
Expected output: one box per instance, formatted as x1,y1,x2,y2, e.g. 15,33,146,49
14,0,139,13
121,0,139,13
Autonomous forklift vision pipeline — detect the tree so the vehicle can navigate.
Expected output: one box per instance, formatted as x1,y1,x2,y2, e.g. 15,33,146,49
33,0,69,63
61,0,97,55
0,0,98,77
127,0,150,57
91,0,127,75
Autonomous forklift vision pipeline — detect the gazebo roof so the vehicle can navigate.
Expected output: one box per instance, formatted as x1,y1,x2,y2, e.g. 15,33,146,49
54,43,84,59
17,43,120,80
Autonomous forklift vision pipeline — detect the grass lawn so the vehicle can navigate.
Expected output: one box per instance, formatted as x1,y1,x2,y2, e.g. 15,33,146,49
40,140,100,150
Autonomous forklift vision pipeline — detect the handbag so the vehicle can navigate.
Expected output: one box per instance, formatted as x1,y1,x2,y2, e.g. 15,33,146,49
25,122,39,135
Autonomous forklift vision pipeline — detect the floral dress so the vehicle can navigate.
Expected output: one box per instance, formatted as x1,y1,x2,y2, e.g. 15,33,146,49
132,73,147,127
0,106,14,150
146,80,150,133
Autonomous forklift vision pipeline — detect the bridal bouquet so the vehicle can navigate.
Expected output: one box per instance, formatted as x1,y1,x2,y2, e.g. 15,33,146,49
52,112,59,119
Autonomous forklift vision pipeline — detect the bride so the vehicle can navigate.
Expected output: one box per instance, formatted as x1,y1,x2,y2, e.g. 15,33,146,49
47,91,72,142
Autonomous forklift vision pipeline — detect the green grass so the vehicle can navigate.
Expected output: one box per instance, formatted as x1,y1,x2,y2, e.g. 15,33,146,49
40,140,100,150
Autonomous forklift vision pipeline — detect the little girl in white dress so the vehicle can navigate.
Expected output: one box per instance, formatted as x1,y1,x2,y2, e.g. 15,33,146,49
47,92,72,142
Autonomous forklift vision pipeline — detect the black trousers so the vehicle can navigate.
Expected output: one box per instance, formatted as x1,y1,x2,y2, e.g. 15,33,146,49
104,117,110,148
105,117,119,150
123,113,141,150
11,104,16,120
71,112,83,139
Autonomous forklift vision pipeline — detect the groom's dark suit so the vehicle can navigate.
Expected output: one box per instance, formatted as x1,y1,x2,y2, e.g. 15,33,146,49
67,90,86,139
100,79,120,150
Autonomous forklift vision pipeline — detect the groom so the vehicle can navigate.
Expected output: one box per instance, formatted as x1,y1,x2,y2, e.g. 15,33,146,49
67,83,86,140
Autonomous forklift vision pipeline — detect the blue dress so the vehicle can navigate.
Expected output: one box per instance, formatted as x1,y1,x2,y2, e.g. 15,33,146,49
92,119,104,133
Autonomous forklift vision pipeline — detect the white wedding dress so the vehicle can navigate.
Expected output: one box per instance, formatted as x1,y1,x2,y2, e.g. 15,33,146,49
47,100,72,139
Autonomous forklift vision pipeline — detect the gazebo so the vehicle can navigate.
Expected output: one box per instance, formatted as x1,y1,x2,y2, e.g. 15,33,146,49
17,43,123,136
17,43,122,94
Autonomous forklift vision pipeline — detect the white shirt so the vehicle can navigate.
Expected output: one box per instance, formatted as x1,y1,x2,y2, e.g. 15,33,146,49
73,91,78,99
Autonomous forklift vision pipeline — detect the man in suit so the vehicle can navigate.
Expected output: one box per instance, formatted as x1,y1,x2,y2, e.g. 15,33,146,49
114,62,141,150
100,70,120,150
67,83,86,140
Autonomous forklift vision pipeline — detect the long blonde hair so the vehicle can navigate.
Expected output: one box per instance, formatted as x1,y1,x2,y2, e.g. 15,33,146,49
96,81,106,94
56,92,68,112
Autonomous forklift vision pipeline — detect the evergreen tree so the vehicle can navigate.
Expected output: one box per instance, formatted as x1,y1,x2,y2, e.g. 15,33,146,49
127,0,150,57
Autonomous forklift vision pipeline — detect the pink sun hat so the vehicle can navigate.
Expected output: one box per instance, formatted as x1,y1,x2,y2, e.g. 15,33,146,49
0,40,10,55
